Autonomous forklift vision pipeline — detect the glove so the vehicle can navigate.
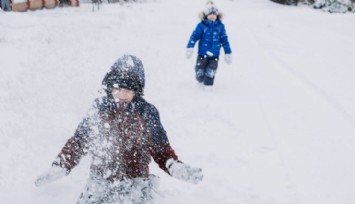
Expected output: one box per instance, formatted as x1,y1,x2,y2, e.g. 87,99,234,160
186,48,194,59
224,54,232,64
166,158,203,184
34,165,69,187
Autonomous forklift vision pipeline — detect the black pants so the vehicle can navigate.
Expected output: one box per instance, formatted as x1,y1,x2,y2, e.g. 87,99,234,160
194,55,219,86
1,0,11,11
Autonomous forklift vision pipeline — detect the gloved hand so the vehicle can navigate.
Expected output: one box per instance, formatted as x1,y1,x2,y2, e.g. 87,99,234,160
166,158,203,184
186,48,194,59
224,54,232,64
34,165,69,187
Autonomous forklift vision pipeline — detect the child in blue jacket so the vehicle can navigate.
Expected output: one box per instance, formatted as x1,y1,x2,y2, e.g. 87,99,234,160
186,1,232,86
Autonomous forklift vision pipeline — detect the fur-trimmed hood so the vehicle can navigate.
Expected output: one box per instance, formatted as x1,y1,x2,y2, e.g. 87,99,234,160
198,11,223,20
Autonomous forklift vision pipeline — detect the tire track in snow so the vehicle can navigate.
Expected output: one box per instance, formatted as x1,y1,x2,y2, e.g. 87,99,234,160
268,51,355,125
239,26,304,204
241,21,355,204
244,26,355,126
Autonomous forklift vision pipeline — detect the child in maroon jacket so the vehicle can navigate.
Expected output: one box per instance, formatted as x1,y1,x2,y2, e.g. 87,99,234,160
35,55,203,204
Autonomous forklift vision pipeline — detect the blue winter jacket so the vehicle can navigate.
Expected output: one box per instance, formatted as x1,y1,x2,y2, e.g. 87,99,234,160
187,19,232,58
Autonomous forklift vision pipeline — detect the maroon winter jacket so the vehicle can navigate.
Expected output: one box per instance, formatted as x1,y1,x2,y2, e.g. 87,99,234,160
53,96,178,182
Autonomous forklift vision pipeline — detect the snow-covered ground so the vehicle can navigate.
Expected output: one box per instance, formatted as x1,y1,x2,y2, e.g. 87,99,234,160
1,0,355,203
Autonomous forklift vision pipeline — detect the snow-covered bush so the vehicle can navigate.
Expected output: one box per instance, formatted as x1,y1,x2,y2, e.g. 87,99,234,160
286,0,299,5
351,1,355,11
313,0,355,13
270,0,299,5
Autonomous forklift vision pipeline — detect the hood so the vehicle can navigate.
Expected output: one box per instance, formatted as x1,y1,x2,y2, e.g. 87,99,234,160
102,54,145,96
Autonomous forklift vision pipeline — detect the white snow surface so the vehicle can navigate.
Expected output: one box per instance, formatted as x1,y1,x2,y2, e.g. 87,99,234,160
1,0,355,203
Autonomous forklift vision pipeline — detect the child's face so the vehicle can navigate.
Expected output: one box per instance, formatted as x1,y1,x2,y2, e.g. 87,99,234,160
112,87,135,103
207,13,217,21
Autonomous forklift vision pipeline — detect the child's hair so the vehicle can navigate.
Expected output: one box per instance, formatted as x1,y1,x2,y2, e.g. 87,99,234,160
199,0,223,20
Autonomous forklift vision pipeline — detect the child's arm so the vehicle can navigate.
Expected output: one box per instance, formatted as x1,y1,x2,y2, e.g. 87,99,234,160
220,25,232,54
187,23,204,48
145,104,203,184
52,120,91,172
143,103,178,173
35,117,93,187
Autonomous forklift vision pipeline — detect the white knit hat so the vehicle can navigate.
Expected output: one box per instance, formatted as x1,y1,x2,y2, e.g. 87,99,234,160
203,1,219,15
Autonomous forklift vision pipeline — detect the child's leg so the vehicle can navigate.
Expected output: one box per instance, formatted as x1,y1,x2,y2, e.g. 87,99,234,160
129,175,159,204
4,0,10,10
194,56,208,83
76,175,110,204
204,58,219,86
1,0,4,10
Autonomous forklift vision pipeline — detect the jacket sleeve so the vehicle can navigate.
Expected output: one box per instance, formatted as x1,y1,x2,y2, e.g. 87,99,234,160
187,23,204,48
144,104,178,174
52,117,92,172
220,24,232,54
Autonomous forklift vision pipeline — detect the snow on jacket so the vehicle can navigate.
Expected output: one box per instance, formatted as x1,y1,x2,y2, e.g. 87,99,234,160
187,19,232,58
53,95,178,181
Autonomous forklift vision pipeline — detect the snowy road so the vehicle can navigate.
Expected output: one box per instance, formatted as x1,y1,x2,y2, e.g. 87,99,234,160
1,0,355,204
235,5,355,204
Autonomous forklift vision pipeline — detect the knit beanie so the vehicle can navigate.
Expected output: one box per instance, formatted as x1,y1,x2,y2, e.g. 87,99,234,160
203,1,219,16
